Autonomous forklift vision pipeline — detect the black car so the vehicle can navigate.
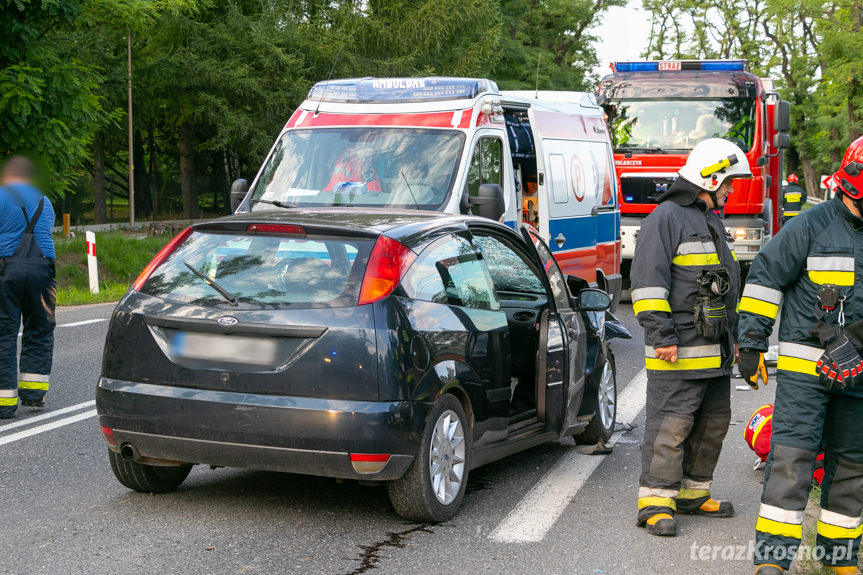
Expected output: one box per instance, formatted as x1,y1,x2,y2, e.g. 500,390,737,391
97,209,625,522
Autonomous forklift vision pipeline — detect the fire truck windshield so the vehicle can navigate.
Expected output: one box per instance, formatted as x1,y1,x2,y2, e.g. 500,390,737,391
602,97,756,153
249,128,466,210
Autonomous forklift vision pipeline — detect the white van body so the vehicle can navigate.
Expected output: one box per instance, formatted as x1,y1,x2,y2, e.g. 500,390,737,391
236,77,621,301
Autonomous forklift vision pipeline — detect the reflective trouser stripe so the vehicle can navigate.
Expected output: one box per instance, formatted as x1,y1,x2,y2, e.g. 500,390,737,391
756,517,803,539
817,520,863,540
807,256,855,286
19,381,49,391
0,388,18,406
760,503,804,524
633,299,671,314
638,497,676,510
677,488,710,500
672,253,720,266
777,342,822,377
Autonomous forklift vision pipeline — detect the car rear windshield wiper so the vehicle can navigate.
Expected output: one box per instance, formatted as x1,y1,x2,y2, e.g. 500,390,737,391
183,261,238,306
251,198,297,209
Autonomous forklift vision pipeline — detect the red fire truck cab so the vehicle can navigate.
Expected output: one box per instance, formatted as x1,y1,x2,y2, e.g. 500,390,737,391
597,59,790,279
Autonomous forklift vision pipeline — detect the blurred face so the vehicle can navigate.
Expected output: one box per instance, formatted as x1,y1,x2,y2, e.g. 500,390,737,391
714,179,734,207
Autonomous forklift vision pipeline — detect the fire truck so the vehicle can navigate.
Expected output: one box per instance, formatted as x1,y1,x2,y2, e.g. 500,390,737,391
596,59,790,279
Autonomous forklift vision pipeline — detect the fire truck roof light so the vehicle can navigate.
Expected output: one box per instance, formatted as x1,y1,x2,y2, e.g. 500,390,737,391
614,60,747,73
307,77,499,104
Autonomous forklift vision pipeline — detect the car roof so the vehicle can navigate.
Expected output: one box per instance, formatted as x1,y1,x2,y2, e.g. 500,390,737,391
194,208,518,248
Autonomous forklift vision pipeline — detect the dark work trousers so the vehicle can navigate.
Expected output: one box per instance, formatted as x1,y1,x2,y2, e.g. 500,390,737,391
754,377,863,569
637,375,732,523
0,225,56,418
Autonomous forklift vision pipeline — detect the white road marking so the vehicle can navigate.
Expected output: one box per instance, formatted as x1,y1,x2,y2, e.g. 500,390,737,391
58,318,107,328
0,400,96,433
488,368,648,543
0,409,97,447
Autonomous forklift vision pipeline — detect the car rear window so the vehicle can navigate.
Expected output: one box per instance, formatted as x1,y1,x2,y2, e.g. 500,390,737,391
139,231,373,308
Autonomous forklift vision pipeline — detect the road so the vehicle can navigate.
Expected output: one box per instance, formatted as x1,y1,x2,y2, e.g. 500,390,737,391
1,302,781,575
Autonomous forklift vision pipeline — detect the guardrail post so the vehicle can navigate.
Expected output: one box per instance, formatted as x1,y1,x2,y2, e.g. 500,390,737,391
86,231,99,294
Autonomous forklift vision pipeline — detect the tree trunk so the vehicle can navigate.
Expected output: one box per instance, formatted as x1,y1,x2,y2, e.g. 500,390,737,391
180,121,198,219
801,156,821,200
134,128,150,220
93,133,106,224
148,126,159,218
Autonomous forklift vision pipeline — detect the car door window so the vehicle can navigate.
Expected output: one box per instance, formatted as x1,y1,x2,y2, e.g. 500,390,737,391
526,228,571,310
471,233,545,294
400,234,500,311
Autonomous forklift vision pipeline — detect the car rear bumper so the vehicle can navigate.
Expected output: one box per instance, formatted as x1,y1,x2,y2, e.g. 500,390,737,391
96,377,427,481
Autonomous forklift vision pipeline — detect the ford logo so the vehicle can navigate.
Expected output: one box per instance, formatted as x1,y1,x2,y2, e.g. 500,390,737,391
217,316,239,326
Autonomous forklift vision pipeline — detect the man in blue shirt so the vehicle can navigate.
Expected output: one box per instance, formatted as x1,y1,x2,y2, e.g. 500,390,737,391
0,156,57,418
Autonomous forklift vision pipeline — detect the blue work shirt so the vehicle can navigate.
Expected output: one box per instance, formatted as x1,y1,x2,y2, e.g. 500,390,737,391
0,183,56,259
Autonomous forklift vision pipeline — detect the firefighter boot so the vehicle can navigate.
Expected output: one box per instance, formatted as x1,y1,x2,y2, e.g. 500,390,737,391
754,565,784,575
825,567,861,575
676,489,735,517
636,511,678,536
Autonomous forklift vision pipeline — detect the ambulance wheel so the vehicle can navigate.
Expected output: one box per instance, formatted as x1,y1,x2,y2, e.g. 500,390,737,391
387,394,470,523
575,352,617,445
108,449,193,493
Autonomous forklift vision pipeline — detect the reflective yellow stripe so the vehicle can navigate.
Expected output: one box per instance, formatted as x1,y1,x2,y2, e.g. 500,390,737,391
0,397,18,406
633,299,671,314
777,355,818,376
677,488,710,500
739,296,780,319
731,250,738,261
19,381,49,391
638,497,676,510
784,193,802,202
645,356,722,371
817,520,863,540
783,211,800,216
672,253,720,266
808,270,854,286
756,517,803,539
749,414,772,445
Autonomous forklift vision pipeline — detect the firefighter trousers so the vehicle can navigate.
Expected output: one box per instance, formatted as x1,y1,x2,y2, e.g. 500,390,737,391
637,375,731,522
755,377,863,569
0,256,56,418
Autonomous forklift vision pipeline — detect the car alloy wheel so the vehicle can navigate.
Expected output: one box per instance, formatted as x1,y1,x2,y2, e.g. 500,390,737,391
597,359,616,432
429,409,466,505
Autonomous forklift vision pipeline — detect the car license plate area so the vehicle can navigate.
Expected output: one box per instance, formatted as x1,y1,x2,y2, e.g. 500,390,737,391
170,331,278,366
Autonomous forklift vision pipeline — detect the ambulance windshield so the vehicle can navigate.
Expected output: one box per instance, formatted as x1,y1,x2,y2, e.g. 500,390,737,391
602,97,757,153
249,128,466,210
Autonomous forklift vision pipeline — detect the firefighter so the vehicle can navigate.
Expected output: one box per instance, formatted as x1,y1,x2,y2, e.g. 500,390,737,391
0,156,56,418
739,137,863,575
782,174,807,223
631,138,750,536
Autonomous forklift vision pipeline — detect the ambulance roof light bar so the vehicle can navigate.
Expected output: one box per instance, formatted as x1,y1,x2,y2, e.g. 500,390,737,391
307,77,499,104
613,60,747,73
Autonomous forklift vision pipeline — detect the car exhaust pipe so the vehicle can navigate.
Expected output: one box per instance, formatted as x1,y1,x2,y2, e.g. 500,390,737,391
120,443,137,461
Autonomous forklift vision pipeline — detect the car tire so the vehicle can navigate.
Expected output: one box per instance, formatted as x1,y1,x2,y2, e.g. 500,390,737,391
574,351,617,445
387,394,470,523
108,449,193,493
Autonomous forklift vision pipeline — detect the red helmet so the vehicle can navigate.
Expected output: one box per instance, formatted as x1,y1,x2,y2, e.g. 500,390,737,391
832,136,863,199
786,174,798,184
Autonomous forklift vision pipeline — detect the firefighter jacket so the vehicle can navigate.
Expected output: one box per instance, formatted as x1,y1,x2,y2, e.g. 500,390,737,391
738,193,863,397
631,179,741,380
782,183,807,217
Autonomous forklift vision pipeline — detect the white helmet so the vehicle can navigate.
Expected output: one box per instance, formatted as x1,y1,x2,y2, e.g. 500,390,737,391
678,138,752,192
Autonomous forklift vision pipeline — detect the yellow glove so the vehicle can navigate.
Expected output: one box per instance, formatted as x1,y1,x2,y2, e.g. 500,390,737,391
738,349,768,390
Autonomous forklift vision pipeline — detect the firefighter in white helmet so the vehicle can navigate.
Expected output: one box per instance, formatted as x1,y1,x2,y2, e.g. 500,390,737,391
631,138,751,536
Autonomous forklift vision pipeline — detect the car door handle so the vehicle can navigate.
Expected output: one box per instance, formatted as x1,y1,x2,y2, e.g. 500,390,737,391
554,233,566,248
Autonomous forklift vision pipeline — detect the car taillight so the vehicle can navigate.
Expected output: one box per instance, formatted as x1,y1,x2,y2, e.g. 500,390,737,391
101,426,116,448
132,226,193,291
358,236,416,305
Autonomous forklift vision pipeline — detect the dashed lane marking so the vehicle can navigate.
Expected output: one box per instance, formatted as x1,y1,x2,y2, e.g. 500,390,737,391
488,368,648,543
0,409,97,447
0,400,96,433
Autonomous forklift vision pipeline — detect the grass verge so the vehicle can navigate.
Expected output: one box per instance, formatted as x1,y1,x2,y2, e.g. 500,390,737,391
54,232,171,306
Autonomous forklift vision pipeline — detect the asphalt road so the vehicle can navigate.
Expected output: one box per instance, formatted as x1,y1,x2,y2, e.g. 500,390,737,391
1,302,782,575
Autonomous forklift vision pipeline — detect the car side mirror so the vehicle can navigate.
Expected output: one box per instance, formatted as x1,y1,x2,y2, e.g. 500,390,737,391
468,183,505,221
773,133,790,149
774,100,790,133
578,288,611,311
230,179,249,212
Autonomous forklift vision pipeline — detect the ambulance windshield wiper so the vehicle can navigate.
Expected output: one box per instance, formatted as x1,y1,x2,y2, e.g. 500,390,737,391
183,262,238,306
251,198,297,209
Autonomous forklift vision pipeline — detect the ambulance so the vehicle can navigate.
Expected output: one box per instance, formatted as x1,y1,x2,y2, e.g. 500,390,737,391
232,77,622,305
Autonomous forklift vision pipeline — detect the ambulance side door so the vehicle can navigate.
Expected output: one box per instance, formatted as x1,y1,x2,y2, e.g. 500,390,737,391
464,130,517,227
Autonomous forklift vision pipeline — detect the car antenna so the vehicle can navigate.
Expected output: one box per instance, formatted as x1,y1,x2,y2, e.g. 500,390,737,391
400,171,421,210
314,46,342,117
535,52,541,99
